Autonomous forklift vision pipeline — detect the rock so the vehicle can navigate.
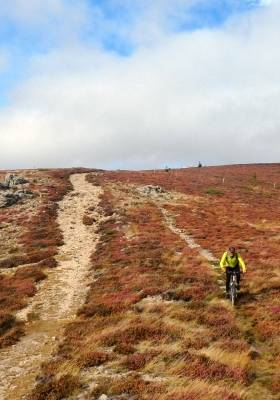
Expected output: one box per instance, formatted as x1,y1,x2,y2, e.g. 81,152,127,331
248,346,262,359
0,182,9,190
18,189,35,199
0,190,35,208
5,174,29,187
88,382,97,393
136,185,165,196
35,373,52,384
0,192,20,208
0,177,34,207
76,394,88,400
98,395,109,400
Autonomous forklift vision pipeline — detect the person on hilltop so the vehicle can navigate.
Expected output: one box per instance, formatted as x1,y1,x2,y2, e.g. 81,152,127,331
220,246,246,295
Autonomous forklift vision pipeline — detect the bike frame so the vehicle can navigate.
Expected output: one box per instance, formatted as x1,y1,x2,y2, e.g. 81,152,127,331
229,271,238,306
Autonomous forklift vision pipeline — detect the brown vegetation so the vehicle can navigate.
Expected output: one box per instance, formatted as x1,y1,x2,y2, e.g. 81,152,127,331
1,164,276,399
29,166,279,400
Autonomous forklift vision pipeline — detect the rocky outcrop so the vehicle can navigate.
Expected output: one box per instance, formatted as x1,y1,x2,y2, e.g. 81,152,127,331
0,193,20,208
0,183,9,190
0,174,34,208
136,185,165,196
5,174,29,188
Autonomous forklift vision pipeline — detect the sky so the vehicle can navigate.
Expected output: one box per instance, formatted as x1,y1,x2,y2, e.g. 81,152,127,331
0,0,279,170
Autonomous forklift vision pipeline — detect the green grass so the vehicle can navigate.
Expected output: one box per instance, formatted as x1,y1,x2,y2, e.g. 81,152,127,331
204,187,224,195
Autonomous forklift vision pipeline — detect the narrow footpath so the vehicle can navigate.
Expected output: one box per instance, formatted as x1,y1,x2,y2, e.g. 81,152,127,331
0,173,102,400
155,198,274,400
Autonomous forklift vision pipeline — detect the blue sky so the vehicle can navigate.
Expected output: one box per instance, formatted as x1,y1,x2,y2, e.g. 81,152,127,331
0,0,279,169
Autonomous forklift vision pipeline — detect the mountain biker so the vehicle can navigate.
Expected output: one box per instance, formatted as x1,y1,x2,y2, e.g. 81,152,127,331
220,246,246,295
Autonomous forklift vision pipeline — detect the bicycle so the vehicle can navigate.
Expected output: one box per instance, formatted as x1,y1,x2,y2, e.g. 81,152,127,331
229,271,238,306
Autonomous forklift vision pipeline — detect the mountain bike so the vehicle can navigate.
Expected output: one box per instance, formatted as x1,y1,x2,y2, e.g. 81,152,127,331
229,271,238,306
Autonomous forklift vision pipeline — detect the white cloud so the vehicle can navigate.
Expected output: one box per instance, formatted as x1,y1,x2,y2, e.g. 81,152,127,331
0,0,84,23
0,0,90,45
260,0,279,5
0,2,280,169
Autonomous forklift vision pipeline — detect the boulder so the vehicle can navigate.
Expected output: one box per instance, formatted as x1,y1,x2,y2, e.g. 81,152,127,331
98,395,109,400
17,189,35,199
0,189,34,208
0,193,20,208
0,182,9,190
137,185,165,196
0,175,34,207
5,174,29,187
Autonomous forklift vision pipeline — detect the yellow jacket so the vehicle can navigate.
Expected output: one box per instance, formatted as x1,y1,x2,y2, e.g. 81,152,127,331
220,252,246,273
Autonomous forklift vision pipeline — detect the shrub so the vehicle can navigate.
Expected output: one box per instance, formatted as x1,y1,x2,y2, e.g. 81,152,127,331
0,250,57,269
271,375,280,394
219,390,243,400
101,322,167,347
29,374,81,400
122,351,158,371
37,257,57,269
181,353,249,384
114,343,136,355
204,187,224,195
79,303,121,317
83,215,95,226
111,375,163,397
166,392,200,400
0,313,16,335
0,323,24,349
79,351,111,368
14,267,47,282
13,280,37,297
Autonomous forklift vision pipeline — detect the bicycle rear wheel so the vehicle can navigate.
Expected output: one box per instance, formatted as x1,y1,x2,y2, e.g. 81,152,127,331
230,285,236,306
229,275,236,306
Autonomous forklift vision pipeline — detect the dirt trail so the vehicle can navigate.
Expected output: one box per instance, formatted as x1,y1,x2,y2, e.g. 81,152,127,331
0,173,102,400
159,206,225,292
140,189,224,287
159,206,217,261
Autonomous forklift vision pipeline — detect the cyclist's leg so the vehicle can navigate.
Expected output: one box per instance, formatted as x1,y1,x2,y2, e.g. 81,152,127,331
235,265,241,289
226,267,231,293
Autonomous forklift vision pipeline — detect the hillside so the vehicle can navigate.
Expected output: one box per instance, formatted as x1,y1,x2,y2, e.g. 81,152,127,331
0,165,279,400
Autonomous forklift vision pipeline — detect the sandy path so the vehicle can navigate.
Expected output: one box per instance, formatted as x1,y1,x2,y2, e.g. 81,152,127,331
137,187,224,289
0,173,102,400
159,207,217,261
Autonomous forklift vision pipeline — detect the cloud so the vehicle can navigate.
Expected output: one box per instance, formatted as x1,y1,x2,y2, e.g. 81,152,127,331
260,0,278,4
0,1,279,169
0,0,87,26
0,1,260,52
0,0,91,50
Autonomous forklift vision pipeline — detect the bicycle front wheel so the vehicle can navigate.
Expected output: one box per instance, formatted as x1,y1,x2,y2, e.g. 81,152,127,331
230,285,236,306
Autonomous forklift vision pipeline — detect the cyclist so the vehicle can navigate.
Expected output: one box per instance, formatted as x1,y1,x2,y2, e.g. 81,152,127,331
220,246,246,295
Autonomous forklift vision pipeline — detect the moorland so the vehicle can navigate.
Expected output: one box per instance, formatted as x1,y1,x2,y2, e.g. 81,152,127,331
0,164,279,400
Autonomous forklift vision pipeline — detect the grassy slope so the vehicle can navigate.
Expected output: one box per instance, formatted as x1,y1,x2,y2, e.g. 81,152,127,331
29,164,279,400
